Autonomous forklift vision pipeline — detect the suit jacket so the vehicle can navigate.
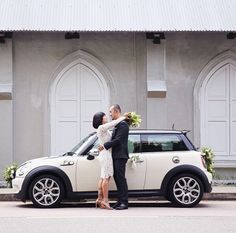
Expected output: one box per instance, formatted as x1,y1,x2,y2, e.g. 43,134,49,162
103,120,129,159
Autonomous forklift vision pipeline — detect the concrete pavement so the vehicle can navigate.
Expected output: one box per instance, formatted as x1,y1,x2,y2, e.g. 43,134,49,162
0,185,236,201
0,201,236,233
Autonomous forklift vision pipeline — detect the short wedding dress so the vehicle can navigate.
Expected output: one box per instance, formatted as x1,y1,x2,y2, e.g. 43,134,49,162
97,117,125,179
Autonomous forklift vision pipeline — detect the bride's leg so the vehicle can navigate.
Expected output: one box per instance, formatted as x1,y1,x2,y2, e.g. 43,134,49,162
101,177,112,210
96,178,103,208
102,177,110,202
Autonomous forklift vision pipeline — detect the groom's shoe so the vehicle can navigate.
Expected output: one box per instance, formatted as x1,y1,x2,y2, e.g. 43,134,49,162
112,202,120,209
115,203,128,210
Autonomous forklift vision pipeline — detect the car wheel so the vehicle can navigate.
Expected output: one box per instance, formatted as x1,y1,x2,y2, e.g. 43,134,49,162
168,173,204,207
29,175,64,208
164,193,172,202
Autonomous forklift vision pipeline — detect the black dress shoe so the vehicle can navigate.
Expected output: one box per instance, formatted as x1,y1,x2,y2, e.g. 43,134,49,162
112,202,120,209
115,203,128,210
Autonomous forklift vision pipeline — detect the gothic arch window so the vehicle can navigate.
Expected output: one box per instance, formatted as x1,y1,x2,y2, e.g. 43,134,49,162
50,51,112,155
194,51,236,166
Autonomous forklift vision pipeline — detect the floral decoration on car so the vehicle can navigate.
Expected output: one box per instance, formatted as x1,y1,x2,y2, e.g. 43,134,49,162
129,154,142,168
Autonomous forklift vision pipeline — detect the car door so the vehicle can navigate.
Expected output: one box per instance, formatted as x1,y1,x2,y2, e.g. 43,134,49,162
75,138,101,192
125,134,146,190
142,133,187,190
75,133,147,191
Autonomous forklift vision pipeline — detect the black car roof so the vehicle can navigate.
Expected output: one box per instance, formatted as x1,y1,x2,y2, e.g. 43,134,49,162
129,129,188,134
91,129,189,135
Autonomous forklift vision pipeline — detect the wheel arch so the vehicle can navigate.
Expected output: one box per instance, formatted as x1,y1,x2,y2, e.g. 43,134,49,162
20,166,73,201
160,165,211,195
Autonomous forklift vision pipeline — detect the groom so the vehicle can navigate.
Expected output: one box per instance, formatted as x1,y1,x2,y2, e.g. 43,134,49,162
100,104,129,210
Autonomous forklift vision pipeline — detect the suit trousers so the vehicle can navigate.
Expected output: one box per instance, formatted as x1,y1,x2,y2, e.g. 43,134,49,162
113,158,128,205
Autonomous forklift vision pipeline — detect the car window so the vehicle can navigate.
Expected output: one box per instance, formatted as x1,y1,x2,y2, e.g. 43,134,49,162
86,134,141,155
71,134,94,152
128,134,141,153
84,138,100,156
141,134,188,152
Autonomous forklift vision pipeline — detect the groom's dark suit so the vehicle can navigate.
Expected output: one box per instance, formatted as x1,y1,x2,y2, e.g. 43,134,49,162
104,120,129,205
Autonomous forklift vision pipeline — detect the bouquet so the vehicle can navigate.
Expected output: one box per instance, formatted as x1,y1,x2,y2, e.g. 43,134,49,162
130,154,141,163
125,112,142,128
129,154,142,168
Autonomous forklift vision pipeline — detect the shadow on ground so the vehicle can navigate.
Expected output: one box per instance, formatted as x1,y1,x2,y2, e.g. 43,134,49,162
16,201,210,209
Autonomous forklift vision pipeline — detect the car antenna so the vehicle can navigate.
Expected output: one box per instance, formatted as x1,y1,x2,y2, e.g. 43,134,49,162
172,123,175,130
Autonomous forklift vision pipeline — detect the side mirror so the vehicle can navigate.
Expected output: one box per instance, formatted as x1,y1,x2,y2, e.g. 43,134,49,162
87,149,99,160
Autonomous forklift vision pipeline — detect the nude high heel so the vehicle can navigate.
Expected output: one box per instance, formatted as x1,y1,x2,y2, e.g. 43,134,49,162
101,200,113,210
95,198,102,208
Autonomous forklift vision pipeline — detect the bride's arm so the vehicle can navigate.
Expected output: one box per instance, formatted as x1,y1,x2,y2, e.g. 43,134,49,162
98,116,125,132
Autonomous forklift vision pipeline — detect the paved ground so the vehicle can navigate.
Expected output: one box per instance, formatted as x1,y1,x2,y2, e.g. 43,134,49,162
0,201,236,233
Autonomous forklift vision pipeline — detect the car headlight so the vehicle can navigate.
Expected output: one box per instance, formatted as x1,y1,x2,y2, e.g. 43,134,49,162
16,161,32,177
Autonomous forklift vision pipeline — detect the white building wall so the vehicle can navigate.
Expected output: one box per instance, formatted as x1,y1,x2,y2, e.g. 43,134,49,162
0,40,13,178
145,33,236,142
1,32,236,179
12,32,147,166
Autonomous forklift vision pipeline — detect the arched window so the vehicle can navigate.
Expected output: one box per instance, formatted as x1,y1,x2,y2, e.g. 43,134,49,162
194,51,236,166
50,51,112,155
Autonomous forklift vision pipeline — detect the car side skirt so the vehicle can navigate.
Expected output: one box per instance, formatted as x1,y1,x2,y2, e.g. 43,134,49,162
66,189,164,200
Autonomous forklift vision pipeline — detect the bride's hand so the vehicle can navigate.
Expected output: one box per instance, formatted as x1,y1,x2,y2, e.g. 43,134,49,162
124,112,131,120
98,145,104,151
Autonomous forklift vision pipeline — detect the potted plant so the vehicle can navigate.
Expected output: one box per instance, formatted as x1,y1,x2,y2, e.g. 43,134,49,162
201,147,215,175
3,163,18,188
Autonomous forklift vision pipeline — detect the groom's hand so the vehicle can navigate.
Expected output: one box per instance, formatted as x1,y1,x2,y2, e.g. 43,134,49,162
98,145,104,151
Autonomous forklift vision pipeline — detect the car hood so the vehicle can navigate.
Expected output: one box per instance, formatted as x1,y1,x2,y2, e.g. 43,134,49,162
20,155,77,168
24,155,61,164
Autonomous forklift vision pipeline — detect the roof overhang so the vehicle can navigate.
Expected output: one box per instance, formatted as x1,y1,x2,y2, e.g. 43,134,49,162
0,0,236,32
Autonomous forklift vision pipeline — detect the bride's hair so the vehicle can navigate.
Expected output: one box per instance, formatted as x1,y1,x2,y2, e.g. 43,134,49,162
93,112,105,129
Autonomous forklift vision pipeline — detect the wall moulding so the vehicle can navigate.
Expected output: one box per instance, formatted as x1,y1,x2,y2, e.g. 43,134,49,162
0,83,12,100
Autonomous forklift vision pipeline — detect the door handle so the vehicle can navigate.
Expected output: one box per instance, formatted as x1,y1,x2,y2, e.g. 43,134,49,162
136,160,144,163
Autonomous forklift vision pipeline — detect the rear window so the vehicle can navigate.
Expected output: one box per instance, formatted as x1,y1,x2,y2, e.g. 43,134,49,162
141,133,189,152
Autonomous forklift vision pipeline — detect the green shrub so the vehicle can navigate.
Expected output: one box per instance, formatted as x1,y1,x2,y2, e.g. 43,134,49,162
3,163,18,187
201,147,215,174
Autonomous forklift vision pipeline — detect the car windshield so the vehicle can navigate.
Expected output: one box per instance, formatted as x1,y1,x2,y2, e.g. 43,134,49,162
70,133,97,155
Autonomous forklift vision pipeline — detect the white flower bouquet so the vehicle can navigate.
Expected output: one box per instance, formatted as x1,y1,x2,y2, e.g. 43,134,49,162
129,154,142,168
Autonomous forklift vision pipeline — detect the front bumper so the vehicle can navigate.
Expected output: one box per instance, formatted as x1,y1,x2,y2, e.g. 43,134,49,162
204,171,213,193
12,177,26,201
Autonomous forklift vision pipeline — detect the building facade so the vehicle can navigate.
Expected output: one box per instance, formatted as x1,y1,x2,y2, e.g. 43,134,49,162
1,32,236,179
1,0,236,180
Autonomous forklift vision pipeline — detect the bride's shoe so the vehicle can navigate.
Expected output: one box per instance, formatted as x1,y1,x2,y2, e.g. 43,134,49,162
101,201,113,210
95,199,102,208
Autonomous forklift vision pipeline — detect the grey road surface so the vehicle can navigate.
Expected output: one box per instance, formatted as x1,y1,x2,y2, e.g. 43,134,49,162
0,201,235,233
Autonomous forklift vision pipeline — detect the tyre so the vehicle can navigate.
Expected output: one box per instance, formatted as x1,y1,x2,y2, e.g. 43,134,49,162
29,175,64,208
168,173,204,207
164,193,172,202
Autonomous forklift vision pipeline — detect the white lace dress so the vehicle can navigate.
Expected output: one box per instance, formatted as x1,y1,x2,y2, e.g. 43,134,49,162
97,117,125,179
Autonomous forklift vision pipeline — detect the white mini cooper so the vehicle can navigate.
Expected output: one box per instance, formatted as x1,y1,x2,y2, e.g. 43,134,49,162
13,130,212,208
